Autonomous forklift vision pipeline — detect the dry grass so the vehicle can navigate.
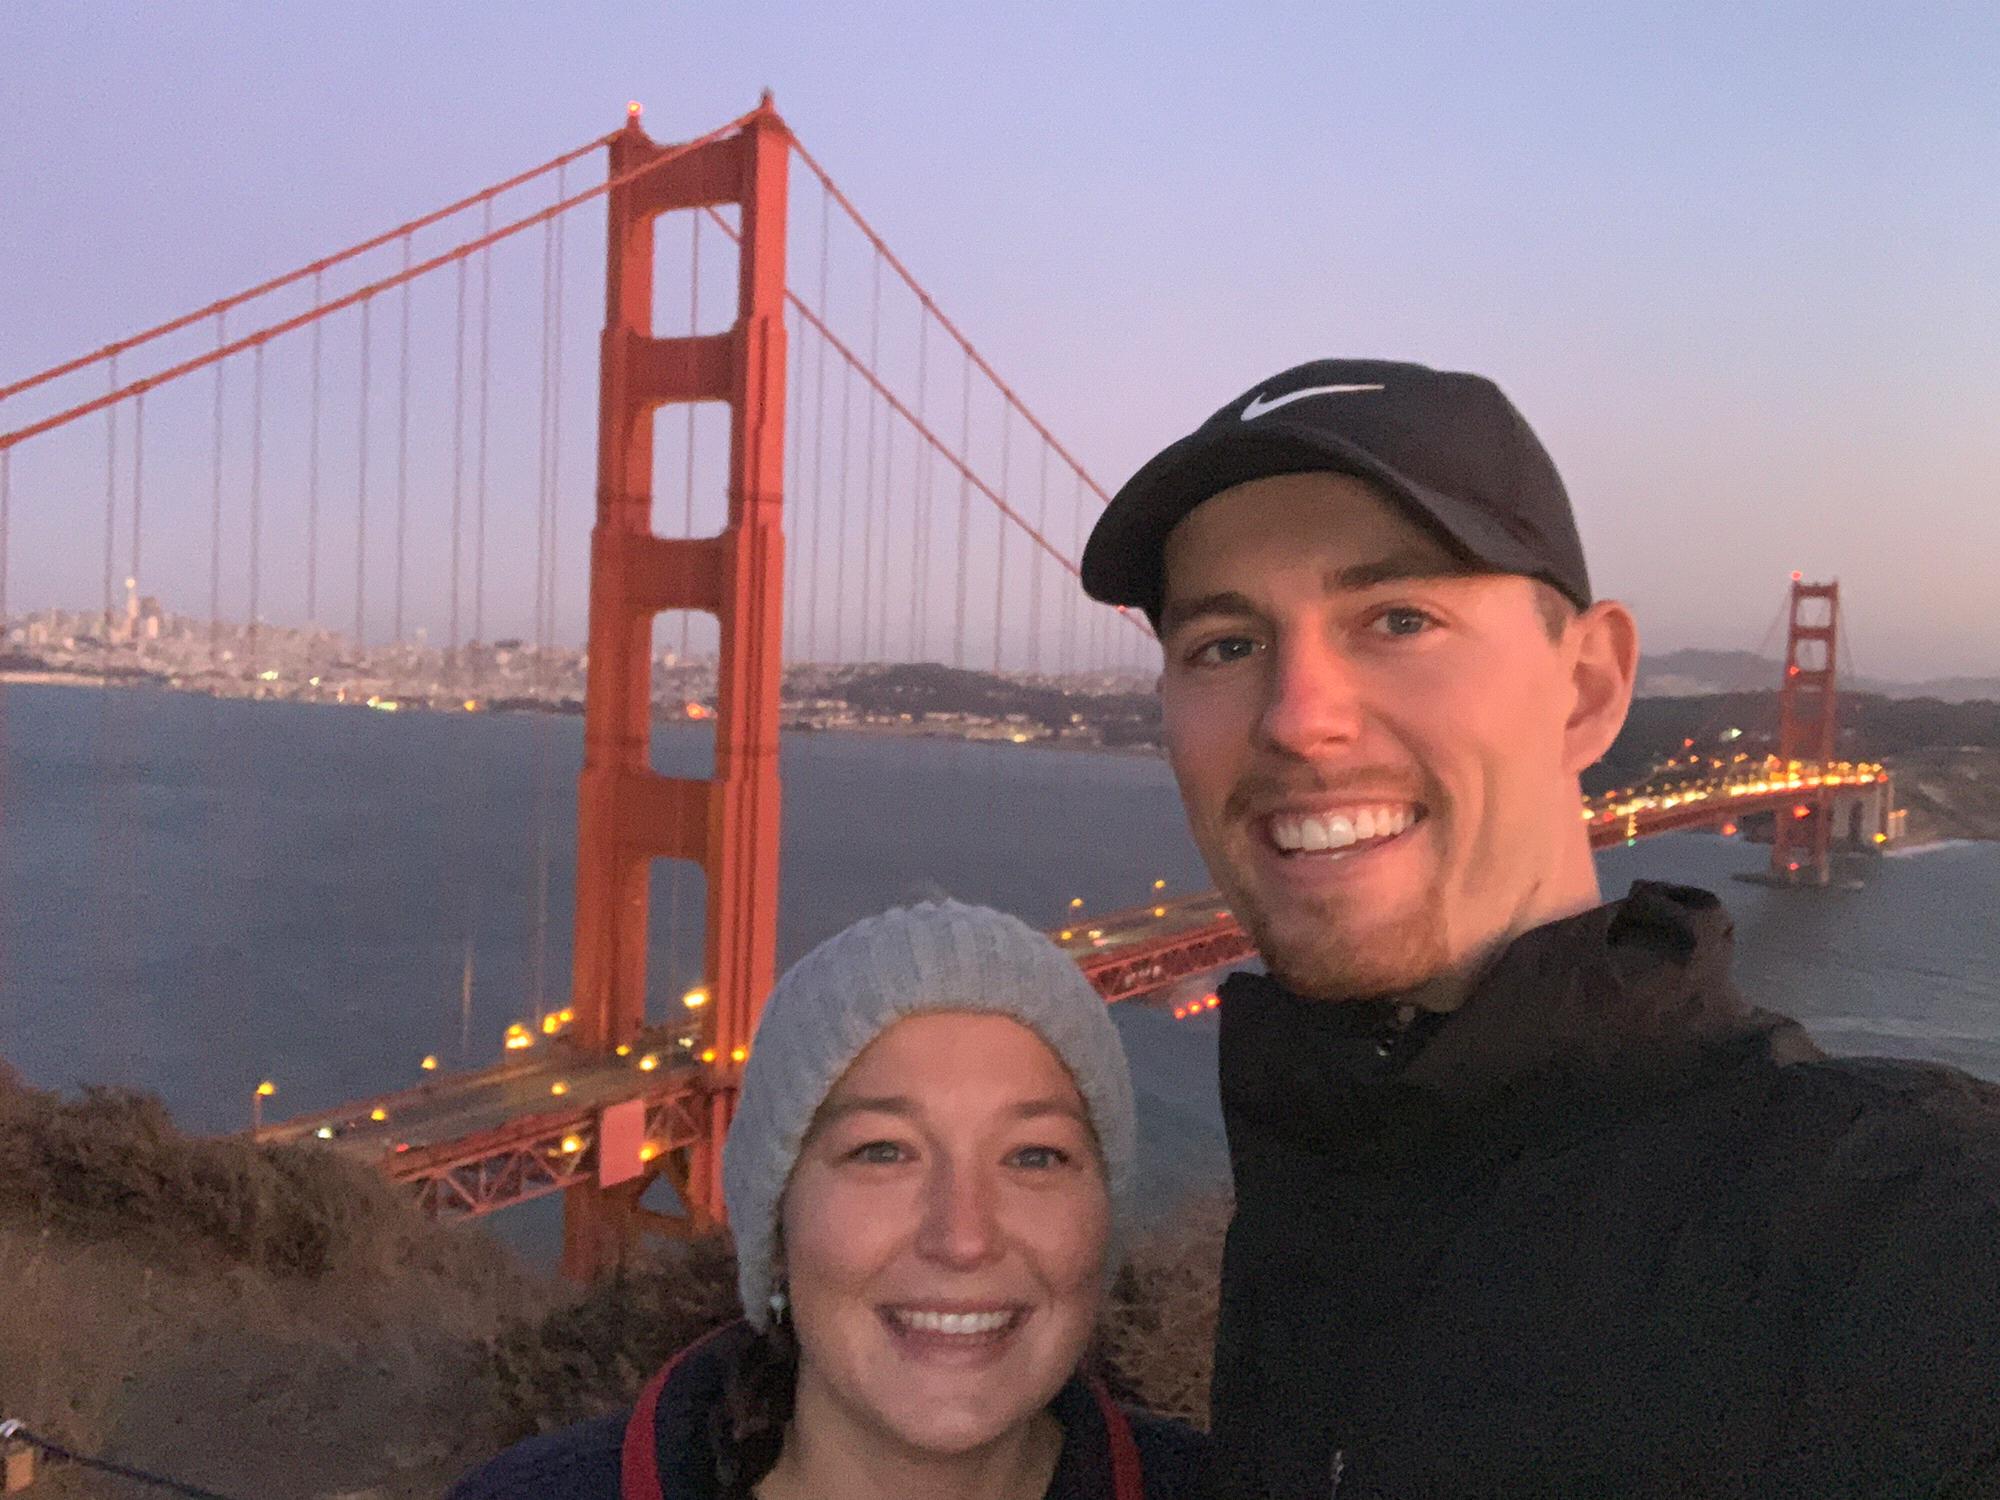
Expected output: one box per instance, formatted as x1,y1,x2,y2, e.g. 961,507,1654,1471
0,1228,167,1491
0,1070,511,1283
0,1070,550,1498
483,1232,744,1438
1100,1193,1231,1428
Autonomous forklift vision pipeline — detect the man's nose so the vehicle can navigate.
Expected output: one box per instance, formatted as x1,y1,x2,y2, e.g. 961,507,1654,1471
914,1160,1001,1270
1255,632,1364,757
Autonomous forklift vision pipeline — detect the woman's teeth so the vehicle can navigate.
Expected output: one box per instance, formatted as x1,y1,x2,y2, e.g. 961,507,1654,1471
1268,805,1418,853
892,1308,1017,1336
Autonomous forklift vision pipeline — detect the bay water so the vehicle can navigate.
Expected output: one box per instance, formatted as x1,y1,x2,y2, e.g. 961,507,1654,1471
5,682,1996,1258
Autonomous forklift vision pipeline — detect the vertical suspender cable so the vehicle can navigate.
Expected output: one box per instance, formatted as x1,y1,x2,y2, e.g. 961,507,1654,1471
448,253,473,1049
393,235,413,642
1065,471,1083,677
682,211,700,661
832,358,853,663
858,251,882,663
248,345,264,668
908,312,931,662
354,298,372,648
536,216,555,655
1030,441,1049,673
783,318,802,658
130,395,145,624
474,200,493,645
549,165,567,655
804,186,832,662
953,351,973,670
102,356,119,635
993,402,1010,673
209,315,227,656
876,405,896,660
528,181,559,1022
0,450,9,620
449,258,467,657
307,270,323,622
783,300,805,661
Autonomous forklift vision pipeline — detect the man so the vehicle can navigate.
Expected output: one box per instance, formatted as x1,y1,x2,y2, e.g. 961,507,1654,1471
1081,359,2000,1498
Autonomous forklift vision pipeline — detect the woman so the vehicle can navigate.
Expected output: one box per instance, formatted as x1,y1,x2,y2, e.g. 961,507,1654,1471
453,900,1207,1500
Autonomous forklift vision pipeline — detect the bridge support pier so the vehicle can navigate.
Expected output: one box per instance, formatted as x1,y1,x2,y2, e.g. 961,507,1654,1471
563,99,790,1280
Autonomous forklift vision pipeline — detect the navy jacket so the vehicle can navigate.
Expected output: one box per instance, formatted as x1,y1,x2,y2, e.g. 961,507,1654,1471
453,1319,1207,1500
1209,881,2000,1498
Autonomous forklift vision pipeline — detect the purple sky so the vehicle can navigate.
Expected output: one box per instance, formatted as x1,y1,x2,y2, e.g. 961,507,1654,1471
3,2,1996,680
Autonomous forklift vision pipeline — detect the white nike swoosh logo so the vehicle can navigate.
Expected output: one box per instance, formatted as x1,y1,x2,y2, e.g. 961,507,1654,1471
1239,383,1385,421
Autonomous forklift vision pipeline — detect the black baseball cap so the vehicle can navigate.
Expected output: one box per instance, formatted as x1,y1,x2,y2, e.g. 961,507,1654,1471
1081,358,1592,622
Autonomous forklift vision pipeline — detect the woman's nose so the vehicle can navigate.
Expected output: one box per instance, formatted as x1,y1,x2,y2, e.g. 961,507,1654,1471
913,1161,1001,1270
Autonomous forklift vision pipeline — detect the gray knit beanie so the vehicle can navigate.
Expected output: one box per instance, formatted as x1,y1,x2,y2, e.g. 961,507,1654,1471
721,900,1137,1328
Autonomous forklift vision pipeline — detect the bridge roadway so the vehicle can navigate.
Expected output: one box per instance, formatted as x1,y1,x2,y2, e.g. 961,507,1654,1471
256,757,1884,1221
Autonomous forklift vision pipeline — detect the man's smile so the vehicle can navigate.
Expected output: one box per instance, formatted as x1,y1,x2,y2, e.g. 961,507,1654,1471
1262,802,1426,854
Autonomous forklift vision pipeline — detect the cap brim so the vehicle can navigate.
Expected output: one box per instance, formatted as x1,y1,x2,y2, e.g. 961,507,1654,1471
1081,419,1560,618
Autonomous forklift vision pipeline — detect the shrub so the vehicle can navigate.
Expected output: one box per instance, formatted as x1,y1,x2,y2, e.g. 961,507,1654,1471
0,1073,510,1283
485,1233,743,1437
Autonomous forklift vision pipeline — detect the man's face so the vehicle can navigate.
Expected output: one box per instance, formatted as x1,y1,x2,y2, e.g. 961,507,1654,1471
1157,472,1608,1000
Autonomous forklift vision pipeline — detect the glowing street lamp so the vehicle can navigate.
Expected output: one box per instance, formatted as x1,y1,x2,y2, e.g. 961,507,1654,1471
251,1079,276,1135
682,985,710,1011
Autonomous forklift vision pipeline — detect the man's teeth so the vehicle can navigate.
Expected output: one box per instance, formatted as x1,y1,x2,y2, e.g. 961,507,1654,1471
896,1309,1015,1335
1269,806,1415,853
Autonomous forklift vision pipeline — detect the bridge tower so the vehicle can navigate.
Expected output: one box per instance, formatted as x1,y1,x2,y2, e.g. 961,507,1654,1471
564,99,790,1278
1771,575,1839,885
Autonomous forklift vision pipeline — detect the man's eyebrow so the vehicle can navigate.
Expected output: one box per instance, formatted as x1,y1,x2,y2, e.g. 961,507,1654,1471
1158,589,1260,638
1160,550,1474,635
1332,548,1479,592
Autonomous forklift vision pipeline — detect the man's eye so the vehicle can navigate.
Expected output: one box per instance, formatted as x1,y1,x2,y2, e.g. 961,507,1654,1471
1188,636,1260,666
1371,607,1436,638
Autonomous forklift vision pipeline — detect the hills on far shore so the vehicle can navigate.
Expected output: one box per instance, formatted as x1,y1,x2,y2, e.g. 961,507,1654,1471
1638,648,2000,704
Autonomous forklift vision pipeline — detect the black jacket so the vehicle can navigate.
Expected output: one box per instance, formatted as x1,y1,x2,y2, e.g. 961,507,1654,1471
453,1320,1208,1500
1209,881,2000,1499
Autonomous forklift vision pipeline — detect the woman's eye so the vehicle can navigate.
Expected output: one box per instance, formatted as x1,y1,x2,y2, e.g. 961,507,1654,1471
1188,635,1260,666
848,1140,906,1165
1370,607,1436,638
1008,1145,1071,1170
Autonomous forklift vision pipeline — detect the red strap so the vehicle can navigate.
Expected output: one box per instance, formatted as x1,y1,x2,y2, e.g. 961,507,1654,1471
619,1323,740,1500
1087,1376,1145,1500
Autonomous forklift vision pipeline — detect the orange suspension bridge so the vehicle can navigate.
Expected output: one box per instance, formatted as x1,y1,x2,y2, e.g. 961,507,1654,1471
0,98,1895,1279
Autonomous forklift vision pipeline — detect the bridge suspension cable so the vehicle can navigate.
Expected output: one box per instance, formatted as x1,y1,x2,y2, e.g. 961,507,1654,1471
0,132,620,408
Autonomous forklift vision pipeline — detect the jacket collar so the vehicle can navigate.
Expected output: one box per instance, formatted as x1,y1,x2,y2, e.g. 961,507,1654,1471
1217,881,1819,1167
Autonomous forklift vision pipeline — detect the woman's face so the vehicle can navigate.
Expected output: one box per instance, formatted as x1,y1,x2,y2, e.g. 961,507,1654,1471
780,1011,1113,1459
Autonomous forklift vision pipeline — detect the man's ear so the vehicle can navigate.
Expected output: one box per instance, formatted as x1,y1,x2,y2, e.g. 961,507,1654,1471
1563,599,1639,775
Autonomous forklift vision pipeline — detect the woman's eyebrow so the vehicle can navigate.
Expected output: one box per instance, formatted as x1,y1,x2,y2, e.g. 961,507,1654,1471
816,1094,917,1123
1007,1098,1089,1123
